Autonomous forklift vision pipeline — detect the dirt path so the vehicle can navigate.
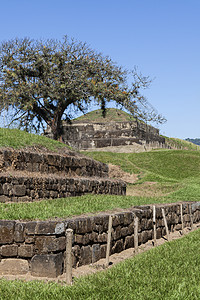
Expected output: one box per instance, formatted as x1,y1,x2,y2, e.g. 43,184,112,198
1,223,199,284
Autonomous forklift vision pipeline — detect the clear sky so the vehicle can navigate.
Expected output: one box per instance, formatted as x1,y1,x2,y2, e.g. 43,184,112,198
0,0,199,139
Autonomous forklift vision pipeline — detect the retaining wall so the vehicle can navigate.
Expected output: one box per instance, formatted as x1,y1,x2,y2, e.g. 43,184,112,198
0,201,199,277
0,149,126,202
0,149,108,178
0,175,126,202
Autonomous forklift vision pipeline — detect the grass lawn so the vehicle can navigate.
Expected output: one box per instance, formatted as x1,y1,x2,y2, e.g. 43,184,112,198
0,228,199,300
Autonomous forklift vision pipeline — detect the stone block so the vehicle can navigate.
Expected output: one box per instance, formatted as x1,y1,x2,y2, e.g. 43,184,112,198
124,235,134,249
1,244,18,257
75,218,93,234
89,231,98,243
25,221,65,235
12,185,26,196
156,228,162,239
35,236,65,253
0,259,29,275
112,239,123,254
18,244,34,258
100,244,107,258
97,232,107,243
92,244,101,263
0,195,10,202
79,246,92,266
31,253,63,278
113,225,121,240
0,221,15,244
3,183,13,195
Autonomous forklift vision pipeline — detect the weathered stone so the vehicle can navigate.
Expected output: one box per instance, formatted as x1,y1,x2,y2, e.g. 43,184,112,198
35,236,65,253
79,246,92,266
25,221,65,235
18,244,34,258
92,244,101,263
112,239,123,254
113,225,121,240
0,195,10,202
97,232,107,243
0,221,15,244
14,223,25,242
1,244,18,257
156,227,162,239
75,218,93,234
0,259,29,275
100,244,107,258
89,231,98,242
2,183,13,195
124,235,134,249
121,226,129,237
12,185,26,196
25,236,35,244
31,253,63,277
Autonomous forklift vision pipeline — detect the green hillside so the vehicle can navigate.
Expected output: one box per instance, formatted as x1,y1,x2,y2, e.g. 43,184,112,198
0,127,69,151
185,138,200,146
73,108,136,123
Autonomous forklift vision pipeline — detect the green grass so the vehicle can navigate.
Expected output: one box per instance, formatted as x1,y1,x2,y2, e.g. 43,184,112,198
0,127,69,151
1,229,200,300
84,150,200,182
73,107,136,123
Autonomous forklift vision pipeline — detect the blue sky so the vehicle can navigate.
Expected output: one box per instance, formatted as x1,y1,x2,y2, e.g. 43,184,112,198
0,0,199,138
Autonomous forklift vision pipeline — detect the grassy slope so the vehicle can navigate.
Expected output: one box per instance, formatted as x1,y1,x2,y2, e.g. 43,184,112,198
0,127,67,151
1,229,200,300
73,107,136,123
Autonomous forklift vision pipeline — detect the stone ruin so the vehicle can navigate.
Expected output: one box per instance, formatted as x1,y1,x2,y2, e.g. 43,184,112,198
44,111,167,151
0,147,126,202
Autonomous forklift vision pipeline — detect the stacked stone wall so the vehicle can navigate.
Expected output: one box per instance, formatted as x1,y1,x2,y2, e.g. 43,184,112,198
46,121,167,150
0,175,126,202
0,149,108,178
0,149,126,202
0,202,199,277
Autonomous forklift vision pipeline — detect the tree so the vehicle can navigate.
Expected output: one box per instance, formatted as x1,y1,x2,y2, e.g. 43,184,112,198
0,36,166,140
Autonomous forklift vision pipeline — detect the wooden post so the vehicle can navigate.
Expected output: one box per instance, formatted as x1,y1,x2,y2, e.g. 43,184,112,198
105,215,113,268
153,205,157,246
180,204,184,234
189,204,194,230
161,208,170,241
66,228,73,285
134,216,139,253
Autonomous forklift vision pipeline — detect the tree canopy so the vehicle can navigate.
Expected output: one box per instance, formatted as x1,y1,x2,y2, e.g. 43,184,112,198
0,36,166,140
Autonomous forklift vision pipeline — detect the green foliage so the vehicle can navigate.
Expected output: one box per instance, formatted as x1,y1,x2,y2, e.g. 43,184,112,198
0,37,165,139
0,229,200,299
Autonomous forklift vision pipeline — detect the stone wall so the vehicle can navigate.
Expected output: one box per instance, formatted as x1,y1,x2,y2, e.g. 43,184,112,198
0,174,126,202
0,201,199,277
45,121,166,150
0,149,126,202
0,149,108,178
